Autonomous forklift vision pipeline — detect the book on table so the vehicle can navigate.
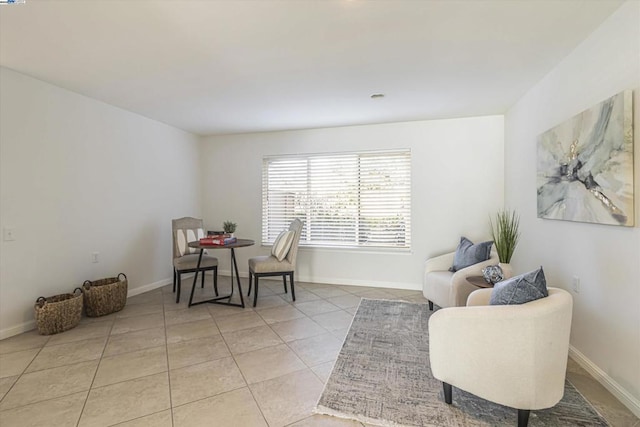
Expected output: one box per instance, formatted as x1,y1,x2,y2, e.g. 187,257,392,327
199,234,237,246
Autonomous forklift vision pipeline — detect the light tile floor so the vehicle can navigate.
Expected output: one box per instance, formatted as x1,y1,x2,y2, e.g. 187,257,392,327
0,277,637,427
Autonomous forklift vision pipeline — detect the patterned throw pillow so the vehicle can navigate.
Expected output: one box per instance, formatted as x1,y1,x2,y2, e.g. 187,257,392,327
176,228,205,257
490,267,548,305
449,237,493,272
271,230,295,262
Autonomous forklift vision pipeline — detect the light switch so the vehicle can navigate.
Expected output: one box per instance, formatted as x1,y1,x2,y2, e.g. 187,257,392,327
571,276,580,293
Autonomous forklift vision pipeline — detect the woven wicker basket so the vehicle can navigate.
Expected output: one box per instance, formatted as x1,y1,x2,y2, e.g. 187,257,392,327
34,288,83,335
83,273,128,317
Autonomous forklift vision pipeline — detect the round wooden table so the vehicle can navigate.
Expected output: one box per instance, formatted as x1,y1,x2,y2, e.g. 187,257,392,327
465,275,495,288
187,239,255,308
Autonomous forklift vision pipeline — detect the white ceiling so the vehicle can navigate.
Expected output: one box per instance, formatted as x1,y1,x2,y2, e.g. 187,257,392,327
0,0,623,136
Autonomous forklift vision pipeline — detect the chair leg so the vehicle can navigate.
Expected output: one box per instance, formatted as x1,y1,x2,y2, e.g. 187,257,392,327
213,267,218,296
176,273,181,303
283,275,288,294
443,382,452,404
518,409,530,427
290,272,295,301
247,272,253,296
253,276,259,308
173,269,177,292
428,300,434,311
201,269,205,288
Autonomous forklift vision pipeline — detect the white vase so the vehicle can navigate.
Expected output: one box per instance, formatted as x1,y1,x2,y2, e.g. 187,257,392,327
499,263,513,279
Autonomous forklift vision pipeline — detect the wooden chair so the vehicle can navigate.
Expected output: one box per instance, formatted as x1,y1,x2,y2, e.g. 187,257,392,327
172,217,218,303
247,218,303,307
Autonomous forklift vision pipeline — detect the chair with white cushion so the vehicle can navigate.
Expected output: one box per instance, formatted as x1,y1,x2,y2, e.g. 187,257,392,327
428,287,573,427
423,245,500,310
172,217,218,304
248,218,303,307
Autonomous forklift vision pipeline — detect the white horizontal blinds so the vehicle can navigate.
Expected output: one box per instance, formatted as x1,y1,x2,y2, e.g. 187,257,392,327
262,150,411,249
358,152,411,247
262,158,308,243
308,154,359,244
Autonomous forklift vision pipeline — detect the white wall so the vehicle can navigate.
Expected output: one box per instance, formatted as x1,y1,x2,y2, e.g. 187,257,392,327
200,116,504,289
0,67,201,338
504,1,640,414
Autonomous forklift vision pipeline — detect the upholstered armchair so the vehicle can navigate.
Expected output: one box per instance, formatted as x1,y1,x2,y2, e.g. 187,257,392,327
429,287,573,427
248,218,303,307
172,217,218,304
423,249,499,310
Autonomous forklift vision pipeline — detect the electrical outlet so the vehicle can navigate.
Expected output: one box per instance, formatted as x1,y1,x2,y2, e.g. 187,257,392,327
571,276,580,293
3,227,16,241
91,252,100,263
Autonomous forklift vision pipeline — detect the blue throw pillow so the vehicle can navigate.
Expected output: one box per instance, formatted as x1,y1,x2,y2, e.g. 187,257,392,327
449,237,493,272
490,267,548,305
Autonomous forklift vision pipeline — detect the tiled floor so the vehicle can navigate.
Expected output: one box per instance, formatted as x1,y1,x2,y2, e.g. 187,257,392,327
0,277,637,427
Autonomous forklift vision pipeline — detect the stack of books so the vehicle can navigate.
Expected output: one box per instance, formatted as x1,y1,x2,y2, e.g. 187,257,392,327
199,234,237,246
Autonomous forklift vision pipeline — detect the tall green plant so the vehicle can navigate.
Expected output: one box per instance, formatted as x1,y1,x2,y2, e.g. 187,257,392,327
490,210,520,263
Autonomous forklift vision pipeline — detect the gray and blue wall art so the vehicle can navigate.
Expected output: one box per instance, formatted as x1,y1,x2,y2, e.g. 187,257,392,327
537,90,634,226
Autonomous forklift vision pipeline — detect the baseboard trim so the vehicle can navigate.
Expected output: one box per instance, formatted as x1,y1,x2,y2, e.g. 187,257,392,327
1,273,419,340
127,277,172,297
569,345,640,418
216,269,421,291
1,277,174,340
0,320,36,340
296,274,421,291
217,270,250,279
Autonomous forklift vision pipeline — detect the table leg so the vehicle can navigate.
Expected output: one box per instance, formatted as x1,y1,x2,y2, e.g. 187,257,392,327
228,251,234,299
188,247,245,309
230,248,245,308
188,249,204,307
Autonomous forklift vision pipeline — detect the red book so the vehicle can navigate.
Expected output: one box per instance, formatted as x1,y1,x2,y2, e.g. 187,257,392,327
199,236,237,246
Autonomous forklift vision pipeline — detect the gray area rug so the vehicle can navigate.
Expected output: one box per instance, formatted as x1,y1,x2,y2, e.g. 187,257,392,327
314,298,608,427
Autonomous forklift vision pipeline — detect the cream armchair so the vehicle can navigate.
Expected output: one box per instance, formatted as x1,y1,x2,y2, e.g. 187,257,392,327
423,249,499,310
428,287,573,427
248,218,303,308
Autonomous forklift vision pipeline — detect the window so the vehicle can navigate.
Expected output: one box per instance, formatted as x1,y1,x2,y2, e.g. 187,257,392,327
262,149,411,249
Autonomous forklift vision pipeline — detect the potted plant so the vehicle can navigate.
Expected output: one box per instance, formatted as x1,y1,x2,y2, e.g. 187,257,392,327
223,221,237,237
490,209,520,278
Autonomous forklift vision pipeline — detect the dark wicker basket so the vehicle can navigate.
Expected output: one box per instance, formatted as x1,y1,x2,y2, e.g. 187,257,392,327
82,273,128,317
34,288,83,335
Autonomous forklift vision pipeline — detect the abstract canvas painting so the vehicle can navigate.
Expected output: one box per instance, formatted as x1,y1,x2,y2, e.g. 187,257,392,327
537,90,634,226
